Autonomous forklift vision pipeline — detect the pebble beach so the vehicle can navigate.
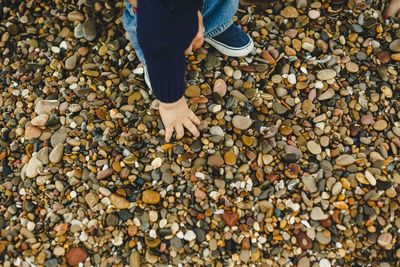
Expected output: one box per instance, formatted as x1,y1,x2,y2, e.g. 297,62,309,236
0,0,400,266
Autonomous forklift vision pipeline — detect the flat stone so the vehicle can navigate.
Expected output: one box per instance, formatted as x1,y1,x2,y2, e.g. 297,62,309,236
345,62,359,73
208,154,224,168
49,143,64,164
222,210,239,226
224,150,237,166
298,256,311,267
25,125,42,140
26,157,43,178
335,155,355,166
34,100,59,114
311,207,328,220
391,53,400,61
110,194,130,209
65,54,78,70
232,115,252,130
213,79,227,97
210,125,224,137
307,141,322,155
51,127,70,147
361,114,374,125
308,10,320,19
185,85,201,98
65,247,88,266
83,18,97,41
67,11,85,22
389,39,400,52
317,69,337,80
142,190,160,205
281,6,299,18
365,171,377,186
184,230,197,241
31,114,49,127
377,233,393,248
85,192,99,209
273,102,288,114
373,120,387,131
97,168,114,180
302,175,318,193
319,259,331,267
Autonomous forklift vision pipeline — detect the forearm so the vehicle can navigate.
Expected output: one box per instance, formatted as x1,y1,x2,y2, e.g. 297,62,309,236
136,0,202,103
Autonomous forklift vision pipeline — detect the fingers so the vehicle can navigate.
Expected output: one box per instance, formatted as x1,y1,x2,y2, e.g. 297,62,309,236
165,126,173,143
189,112,201,125
175,124,185,140
183,119,200,138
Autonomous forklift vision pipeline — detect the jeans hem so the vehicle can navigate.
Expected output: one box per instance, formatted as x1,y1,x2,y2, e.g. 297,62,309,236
204,20,233,39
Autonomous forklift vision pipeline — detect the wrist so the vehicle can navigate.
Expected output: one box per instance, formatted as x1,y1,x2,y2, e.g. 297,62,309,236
159,96,186,109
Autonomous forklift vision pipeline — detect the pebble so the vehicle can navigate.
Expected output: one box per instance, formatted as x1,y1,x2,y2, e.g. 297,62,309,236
185,85,201,98
307,141,322,155
184,230,197,242
34,100,59,114
232,115,252,130
373,120,387,131
25,157,43,178
110,194,130,209
31,114,49,127
317,69,337,80
335,155,355,166
85,192,99,209
224,150,237,166
222,211,239,226
65,247,87,266
281,6,299,18
377,233,393,248
308,10,320,19
213,79,227,97
208,154,224,168
345,62,359,73
142,190,160,205
311,207,329,220
318,88,335,100
389,39,400,52
2,2,399,266
49,144,64,164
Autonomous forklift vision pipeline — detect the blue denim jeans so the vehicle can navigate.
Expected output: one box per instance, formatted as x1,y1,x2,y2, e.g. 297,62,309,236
121,0,239,65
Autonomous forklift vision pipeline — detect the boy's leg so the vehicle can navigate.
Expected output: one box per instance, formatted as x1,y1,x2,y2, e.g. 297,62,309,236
121,0,152,89
201,0,254,57
201,0,240,38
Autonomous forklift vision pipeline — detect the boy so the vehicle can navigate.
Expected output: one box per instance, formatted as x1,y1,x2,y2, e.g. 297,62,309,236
122,0,399,143
122,0,254,143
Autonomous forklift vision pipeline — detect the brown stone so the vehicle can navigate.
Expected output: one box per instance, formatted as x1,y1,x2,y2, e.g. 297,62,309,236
142,190,161,205
281,6,299,18
207,154,224,168
222,211,239,226
65,247,88,266
224,150,237,166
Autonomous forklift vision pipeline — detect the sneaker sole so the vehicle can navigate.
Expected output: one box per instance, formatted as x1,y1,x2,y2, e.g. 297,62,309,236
205,37,254,57
144,65,153,94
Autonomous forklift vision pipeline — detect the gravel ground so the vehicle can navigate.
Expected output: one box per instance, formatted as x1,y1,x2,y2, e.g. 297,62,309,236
0,0,400,266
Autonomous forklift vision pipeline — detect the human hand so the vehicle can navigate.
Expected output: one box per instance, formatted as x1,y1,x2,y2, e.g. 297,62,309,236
159,97,201,142
383,0,400,18
184,11,205,55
